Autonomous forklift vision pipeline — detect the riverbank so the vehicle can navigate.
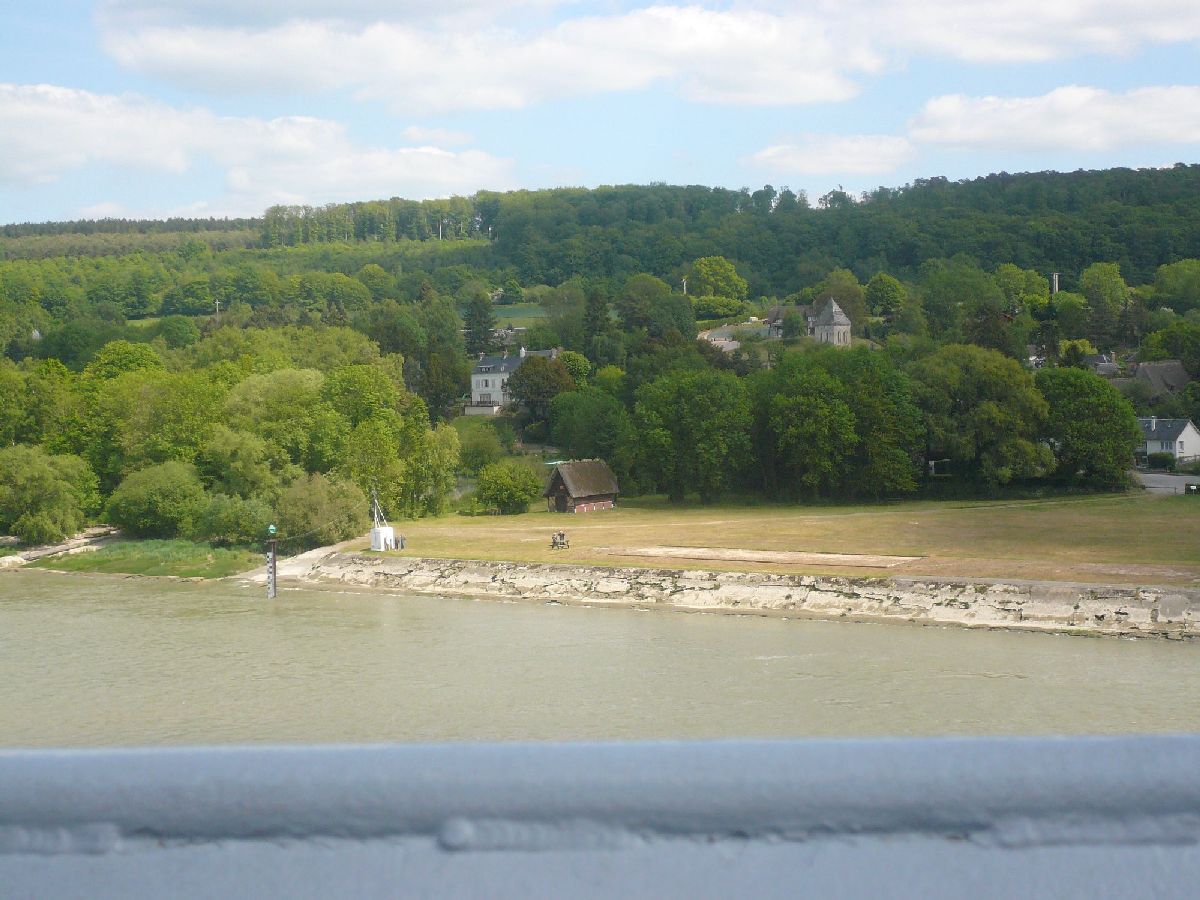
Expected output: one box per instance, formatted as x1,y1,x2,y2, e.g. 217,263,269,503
294,552,1200,640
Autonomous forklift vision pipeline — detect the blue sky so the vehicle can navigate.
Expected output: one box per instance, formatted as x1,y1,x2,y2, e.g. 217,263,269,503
2,1,1198,224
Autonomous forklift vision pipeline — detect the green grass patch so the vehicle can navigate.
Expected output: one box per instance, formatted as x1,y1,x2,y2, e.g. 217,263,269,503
493,302,547,325
30,539,261,578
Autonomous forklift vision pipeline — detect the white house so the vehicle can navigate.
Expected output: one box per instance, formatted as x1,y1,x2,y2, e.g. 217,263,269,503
1137,417,1200,463
466,347,558,415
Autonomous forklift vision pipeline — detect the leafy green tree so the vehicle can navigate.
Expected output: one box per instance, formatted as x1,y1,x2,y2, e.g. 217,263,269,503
550,387,634,462
1152,259,1200,314
0,446,98,544
362,300,426,358
1035,367,1141,488
617,274,671,330
1141,321,1200,376
355,263,397,302
768,369,857,500
1058,338,1098,368
909,344,1053,487
557,350,591,385
457,421,504,474
582,286,610,352
105,461,208,538
865,273,906,316
690,256,748,302
322,364,400,427
462,286,497,356
1079,262,1128,350
82,340,163,381
633,370,751,503
196,425,281,501
1053,291,1089,340
508,355,576,422
475,460,544,514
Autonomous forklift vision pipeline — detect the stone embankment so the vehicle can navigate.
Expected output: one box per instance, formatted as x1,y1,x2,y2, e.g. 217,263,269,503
300,553,1200,640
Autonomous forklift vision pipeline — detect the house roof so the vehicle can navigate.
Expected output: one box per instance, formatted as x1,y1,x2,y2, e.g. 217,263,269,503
544,459,620,499
765,304,812,325
472,348,555,375
1137,418,1195,442
1135,360,1191,397
814,298,851,327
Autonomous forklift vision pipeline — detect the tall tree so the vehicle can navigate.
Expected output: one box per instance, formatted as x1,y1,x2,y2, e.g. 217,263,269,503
633,369,750,503
462,288,497,357
910,344,1053,487
1035,367,1141,488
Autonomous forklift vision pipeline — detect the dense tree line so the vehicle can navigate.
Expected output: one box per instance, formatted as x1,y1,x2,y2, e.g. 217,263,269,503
0,329,459,545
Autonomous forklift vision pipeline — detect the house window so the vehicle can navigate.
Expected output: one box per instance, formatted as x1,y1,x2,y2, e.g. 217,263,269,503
1162,441,1171,452
480,393,492,402
1180,441,1185,454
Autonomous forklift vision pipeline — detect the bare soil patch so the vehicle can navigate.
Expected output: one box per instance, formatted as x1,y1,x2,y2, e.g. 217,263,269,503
602,545,920,568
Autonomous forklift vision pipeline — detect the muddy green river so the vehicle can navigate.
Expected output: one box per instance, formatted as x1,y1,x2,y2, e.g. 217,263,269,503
2,570,1198,747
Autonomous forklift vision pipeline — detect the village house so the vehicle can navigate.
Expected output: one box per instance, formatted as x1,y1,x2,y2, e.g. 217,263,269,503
466,347,558,416
543,459,620,513
766,298,851,346
1133,360,1192,401
1137,417,1200,463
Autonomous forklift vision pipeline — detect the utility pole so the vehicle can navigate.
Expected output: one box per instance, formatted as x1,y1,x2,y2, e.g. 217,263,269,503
1050,273,1060,295
681,276,688,296
266,524,277,599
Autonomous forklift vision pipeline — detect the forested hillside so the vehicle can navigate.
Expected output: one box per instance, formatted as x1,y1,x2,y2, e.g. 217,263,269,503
3,165,1199,551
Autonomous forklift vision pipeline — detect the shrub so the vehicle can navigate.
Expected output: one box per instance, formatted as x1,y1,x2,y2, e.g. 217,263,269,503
459,425,504,474
275,473,368,550
475,461,544,514
105,461,208,537
1147,451,1176,471
189,494,275,547
0,445,99,545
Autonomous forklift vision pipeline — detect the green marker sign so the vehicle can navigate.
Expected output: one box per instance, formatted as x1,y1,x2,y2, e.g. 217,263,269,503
267,524,277,536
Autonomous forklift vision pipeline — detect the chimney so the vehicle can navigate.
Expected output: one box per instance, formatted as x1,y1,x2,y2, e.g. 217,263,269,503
519,346,526,358
1151,416,1157,431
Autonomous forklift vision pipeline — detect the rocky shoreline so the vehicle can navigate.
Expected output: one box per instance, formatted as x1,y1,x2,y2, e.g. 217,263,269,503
297,552,1200,640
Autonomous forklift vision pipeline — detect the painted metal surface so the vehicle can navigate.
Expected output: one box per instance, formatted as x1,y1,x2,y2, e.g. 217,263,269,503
2,736,1199,897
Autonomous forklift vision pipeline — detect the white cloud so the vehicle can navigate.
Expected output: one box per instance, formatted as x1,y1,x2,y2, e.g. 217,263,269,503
402,126,475,146
99,7,877,112
747,134,916,175
909,85,1200,151
95,2,1200,115
0,83,515,215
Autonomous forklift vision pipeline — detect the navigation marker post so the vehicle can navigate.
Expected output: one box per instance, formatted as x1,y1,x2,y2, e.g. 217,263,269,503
266,524,278,600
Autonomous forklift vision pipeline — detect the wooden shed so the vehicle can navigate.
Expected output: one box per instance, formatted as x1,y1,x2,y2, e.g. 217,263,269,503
544,459,619,513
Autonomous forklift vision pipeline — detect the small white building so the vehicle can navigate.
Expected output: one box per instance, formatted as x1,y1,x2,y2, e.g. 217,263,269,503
813,298,851,346
1138,417,1200,463
466,347,558,415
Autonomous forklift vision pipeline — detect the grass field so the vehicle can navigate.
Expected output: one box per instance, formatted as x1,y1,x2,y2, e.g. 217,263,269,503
30,540,261,578
493,302,547,326
371,493,1200,586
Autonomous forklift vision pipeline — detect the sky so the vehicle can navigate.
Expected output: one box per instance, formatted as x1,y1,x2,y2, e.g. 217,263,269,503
1,1,1199,224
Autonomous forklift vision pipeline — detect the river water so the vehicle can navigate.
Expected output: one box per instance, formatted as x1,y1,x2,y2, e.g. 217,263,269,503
2,570,1198,747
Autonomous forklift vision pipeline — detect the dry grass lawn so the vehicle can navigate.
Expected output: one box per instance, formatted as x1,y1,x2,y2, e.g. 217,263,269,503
363,493,1200,586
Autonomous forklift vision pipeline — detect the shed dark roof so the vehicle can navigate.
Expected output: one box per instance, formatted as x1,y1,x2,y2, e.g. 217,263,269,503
1135,360,1191,397
1138,418,1195,442
544,459,619,499
814,298,850,327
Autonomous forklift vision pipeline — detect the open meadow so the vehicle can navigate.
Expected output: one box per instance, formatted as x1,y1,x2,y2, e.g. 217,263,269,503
373,493,1200,586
